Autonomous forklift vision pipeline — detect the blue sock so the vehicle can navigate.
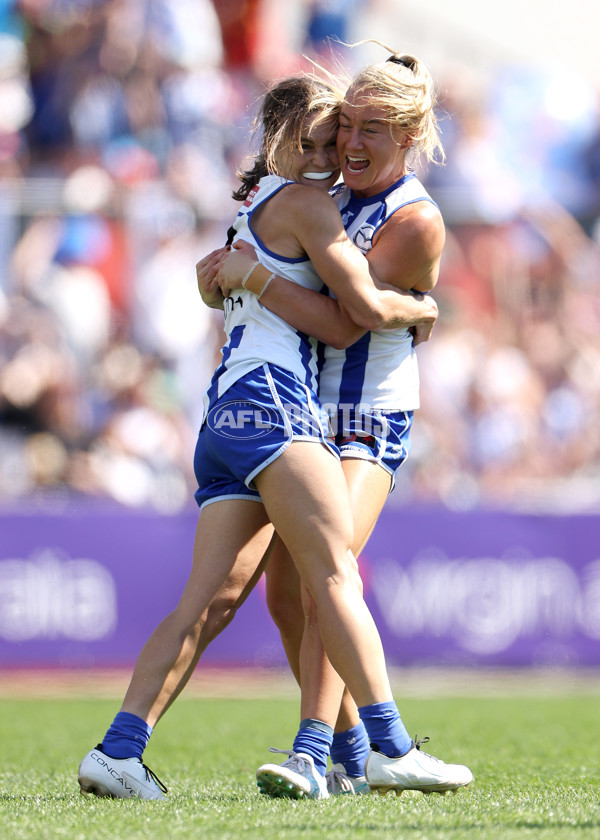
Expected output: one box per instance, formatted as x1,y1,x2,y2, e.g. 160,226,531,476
101,711,153,760
292,719,334,777
357,701,413,758
330,722,370,778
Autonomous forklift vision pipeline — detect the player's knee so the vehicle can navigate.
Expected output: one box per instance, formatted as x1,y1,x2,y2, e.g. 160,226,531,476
311,553,362,602
201,595,239,643
267,588,303,637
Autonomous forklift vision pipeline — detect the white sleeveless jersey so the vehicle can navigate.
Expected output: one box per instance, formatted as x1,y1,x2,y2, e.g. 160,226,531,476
204,175,324,410
318,173,438,411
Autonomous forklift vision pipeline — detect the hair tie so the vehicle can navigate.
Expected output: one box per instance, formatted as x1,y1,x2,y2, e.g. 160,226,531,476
387,55,416,71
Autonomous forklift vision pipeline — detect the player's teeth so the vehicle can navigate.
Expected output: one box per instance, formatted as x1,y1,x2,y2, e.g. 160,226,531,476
347,157,368,172
304,171,333,180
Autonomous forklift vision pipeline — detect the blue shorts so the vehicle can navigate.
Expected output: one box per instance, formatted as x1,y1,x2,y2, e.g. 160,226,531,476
329,407,413,490
194,364,338,509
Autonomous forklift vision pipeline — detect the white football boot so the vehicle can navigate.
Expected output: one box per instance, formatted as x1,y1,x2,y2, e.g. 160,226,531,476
78,745,167,800
256,748,329,800
365,736,473,796
325,763,370,796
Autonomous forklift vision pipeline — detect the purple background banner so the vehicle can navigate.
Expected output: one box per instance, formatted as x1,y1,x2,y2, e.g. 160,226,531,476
1,507,600,668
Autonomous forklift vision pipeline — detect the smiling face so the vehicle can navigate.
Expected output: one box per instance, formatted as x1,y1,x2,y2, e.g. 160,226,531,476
337,85,411,197
273,113,340,191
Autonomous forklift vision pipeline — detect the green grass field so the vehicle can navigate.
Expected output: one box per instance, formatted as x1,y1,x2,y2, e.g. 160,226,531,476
1,683,599,840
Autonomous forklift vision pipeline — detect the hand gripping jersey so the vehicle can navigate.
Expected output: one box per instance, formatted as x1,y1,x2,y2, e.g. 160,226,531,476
318,173,438,412
203,175,325,412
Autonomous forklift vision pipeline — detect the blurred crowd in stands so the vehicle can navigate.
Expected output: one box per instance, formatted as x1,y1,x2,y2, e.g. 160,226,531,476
1,0,600,514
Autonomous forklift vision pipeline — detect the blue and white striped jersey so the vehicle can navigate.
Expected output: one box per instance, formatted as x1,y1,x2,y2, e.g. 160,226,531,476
203,175,325,411
318,173,438,412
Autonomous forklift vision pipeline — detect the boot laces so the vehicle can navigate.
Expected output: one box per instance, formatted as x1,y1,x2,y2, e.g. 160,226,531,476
414,734,440,763
94,743,168,794
326,767,356,793
142,762,168,794
267,747,311,775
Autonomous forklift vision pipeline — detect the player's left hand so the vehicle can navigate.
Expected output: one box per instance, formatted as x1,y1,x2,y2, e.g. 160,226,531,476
410,321,435,346
408,292,437,345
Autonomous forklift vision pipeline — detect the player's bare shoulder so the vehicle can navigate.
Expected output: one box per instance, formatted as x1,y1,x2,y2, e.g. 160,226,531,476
370,199,445,292
254,182,341,258
273,183,344,243
377,199,445,260
274,182,338,220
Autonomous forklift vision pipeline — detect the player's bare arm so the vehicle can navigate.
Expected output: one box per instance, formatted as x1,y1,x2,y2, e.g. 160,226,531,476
286,185,433,331
367,201,445,294
218,185,438,341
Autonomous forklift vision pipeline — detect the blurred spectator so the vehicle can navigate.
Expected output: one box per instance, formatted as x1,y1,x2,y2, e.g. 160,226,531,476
301,0,361,70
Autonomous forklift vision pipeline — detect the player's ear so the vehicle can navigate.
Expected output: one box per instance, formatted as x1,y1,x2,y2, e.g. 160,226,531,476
398,131,414,150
